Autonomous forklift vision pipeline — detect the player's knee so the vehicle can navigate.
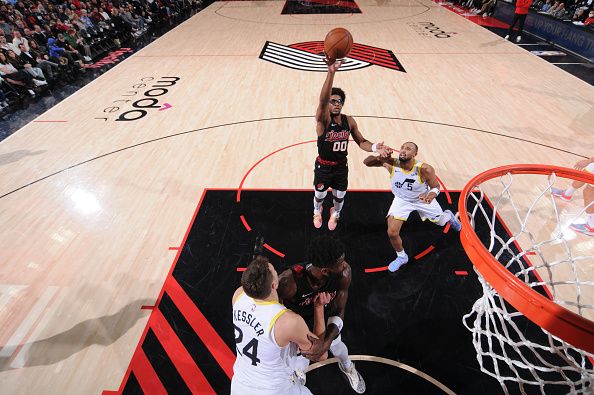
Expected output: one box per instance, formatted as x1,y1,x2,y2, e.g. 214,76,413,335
314,190,327,201
332,190,346,199
437,211,451,226
387,228,400,239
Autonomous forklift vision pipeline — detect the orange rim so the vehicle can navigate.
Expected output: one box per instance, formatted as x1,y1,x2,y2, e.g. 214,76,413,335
459,164,594,354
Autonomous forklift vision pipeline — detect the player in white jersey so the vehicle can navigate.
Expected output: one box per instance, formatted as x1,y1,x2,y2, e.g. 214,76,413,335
364,142,462,272
231,256,327,395
551,157,594,236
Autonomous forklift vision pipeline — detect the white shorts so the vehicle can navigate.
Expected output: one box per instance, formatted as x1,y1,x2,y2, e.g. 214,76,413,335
387,194,444,222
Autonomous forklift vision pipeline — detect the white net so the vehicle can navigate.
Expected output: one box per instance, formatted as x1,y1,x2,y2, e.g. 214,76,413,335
461,170,594,394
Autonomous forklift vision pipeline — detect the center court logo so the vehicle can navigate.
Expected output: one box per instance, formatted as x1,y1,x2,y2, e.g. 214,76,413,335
259,41,405,72
407,22,457,38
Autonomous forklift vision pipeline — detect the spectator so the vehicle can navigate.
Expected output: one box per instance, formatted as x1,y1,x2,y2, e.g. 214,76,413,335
477,0,497,16
585,9,594,24
0,17,13,36
12,30,29,53
26,39,59,80
6,48,47,86
32,25,48,45
549,1,566,17
0,51,36,96
65,28,92,62
55,33,83,63
505,0,533,42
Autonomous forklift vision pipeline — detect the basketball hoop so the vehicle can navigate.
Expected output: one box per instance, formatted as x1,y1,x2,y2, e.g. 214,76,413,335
459,164,594,394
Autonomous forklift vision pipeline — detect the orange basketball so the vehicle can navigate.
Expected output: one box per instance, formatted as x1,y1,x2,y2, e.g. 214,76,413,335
324,28,353,61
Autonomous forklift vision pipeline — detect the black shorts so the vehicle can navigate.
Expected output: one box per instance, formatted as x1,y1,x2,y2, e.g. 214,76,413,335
313,159,348,192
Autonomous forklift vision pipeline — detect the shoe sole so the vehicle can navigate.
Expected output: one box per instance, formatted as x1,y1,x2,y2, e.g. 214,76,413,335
570,226,594,236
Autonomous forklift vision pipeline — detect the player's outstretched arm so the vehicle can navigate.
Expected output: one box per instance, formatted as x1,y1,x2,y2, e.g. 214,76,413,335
315,60,342,134
320,263,351,347
419,164,441,203
363,155,396,173
313,292,332,336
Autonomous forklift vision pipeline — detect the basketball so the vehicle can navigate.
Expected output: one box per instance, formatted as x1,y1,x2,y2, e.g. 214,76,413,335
324,28,353,61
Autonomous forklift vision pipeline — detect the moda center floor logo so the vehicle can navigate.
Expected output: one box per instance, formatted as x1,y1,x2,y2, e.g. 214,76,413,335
407,22,457,38
259,41,405,72
95,76,180,122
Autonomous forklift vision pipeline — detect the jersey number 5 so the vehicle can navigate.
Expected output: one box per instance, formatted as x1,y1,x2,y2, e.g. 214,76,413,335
332,141,348,152
234,324,261,366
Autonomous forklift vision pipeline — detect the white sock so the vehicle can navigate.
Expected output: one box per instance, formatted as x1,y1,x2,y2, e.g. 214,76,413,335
588,214,594,228
332,199,343,216
313,198,323,213
329,338,351,370
396,249,407,257
565,186,576,196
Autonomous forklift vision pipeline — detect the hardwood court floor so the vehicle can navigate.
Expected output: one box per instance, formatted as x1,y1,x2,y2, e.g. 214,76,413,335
0,0,592,393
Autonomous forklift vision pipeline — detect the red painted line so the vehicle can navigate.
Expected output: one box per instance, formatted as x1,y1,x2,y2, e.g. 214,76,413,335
237,140,316,202
364,266,389,273
33,120,67,123
165,277,235,379
263,243,285,258
101,391,119,395
526,251,537,256
141,305,155,310
414,245,435,260
240,215,252,232
455,270,469,276
130,348,167,395
443,222,451,234
168,246,180,251
236,267,247,272
151,309,216,394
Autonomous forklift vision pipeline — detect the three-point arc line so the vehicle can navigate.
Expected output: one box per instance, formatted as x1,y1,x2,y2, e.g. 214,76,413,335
237,141,454,272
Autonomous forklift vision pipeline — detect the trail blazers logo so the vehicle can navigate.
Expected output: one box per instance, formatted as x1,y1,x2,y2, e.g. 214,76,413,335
259,41,406,72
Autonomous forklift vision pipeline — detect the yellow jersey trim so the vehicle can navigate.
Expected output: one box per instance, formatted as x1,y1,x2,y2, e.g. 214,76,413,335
268,308,289,332
416,162,424,184
399,161,417,175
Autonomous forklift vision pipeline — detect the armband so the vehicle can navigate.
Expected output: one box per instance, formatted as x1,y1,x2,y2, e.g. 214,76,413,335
305,263,313,271
327,316,343,333
371,143,378,153
429,187,440,196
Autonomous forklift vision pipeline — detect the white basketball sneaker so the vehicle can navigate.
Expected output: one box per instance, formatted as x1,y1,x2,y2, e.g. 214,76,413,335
338,361,366,394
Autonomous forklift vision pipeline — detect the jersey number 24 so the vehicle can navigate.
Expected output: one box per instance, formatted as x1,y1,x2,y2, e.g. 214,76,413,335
234,324,260,366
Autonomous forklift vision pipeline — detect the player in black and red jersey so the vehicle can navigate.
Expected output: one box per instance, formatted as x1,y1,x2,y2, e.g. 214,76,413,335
278,235,365,394
313,59,391,230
